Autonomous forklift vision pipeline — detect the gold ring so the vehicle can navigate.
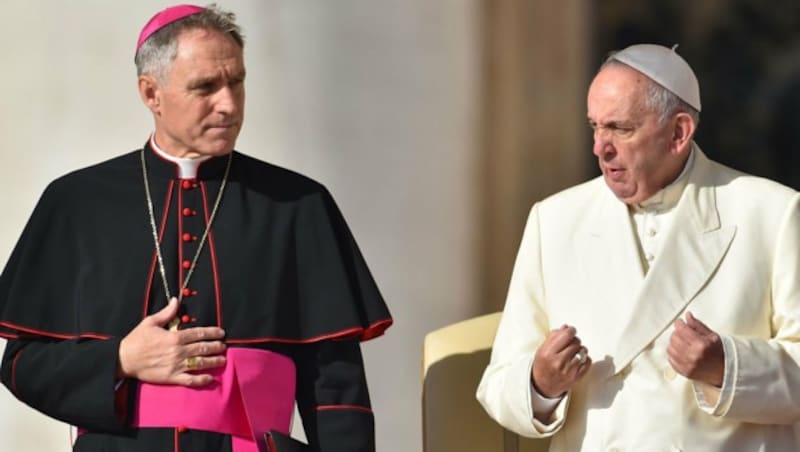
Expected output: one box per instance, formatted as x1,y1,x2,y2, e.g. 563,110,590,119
186,356,200,370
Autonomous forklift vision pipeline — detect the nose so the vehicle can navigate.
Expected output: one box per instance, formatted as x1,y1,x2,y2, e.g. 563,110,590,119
213,86,241,115
592,128,614,158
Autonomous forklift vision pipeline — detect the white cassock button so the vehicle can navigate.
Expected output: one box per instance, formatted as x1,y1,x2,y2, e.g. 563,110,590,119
663,368,677,380
646,253,655,261
648,228,656,237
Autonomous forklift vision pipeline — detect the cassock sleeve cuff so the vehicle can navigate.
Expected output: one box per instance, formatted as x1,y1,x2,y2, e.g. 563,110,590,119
527,359,567,433
692,334,736,416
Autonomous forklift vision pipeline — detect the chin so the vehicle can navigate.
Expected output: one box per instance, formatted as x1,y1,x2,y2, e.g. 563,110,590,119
200,141,237,157
606,183,637,204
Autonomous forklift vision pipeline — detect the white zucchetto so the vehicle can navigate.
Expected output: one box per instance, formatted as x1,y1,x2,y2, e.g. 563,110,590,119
608,44,701,112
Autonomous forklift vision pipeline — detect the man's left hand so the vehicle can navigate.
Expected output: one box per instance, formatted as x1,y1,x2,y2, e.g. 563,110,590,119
667,311,724,387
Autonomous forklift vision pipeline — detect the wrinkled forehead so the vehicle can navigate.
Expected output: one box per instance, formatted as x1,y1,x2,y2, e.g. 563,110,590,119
587,65,651,118
164,29,245,82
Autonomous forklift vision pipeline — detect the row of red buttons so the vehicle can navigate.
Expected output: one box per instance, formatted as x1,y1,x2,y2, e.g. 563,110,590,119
181,179,200,328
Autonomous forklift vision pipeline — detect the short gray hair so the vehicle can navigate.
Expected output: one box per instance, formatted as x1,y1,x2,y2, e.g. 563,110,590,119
602,59,700,126
135,4,244,80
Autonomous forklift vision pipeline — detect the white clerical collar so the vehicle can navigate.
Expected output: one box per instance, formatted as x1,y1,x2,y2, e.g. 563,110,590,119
633,145,696,213
149,135,211,179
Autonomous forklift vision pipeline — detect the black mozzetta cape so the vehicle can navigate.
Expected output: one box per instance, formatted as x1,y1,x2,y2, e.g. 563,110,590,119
0,144,392,452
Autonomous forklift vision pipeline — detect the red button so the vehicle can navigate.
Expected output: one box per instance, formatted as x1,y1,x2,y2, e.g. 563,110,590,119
181,180,192,190
177,425,188,433
182,208,194,216
182,260,191,269
182,288,192,297
181,315,191,324
182,233,194,242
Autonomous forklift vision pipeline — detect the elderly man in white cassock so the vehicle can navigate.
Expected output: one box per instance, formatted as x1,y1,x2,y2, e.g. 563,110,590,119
476,43,800,451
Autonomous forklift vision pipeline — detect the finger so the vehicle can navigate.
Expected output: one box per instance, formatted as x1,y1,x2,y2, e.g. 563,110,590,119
666,340,686,365
575,356,593,378
671,318,698,343
547,326,578,351
183,355,227,372
555,340,582,363
666,354,684,376
668,332,696,365
148,297,180,327
554,344,587,372
177,373,216,387
186,340,227,357
684,311,713,334
568,346,589,368
178,326,226,345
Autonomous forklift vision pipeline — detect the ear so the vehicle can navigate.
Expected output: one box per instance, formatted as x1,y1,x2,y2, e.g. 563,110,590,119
670,112,696,155
138,75,162,116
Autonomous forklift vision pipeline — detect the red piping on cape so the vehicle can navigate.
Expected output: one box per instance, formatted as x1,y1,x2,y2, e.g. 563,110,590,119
315,404,373,414
178,179,185,295
200,182,224,328
0,321,111,340
10,348,23,395
226,318,393,345
0,330,18,340
142,181,175,318
0,318,391,344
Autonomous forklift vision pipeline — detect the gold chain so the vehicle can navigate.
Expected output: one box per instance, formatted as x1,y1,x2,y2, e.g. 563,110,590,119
140,149,232,329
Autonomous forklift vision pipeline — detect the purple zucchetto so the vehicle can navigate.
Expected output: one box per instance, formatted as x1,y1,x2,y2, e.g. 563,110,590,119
136,4,205,54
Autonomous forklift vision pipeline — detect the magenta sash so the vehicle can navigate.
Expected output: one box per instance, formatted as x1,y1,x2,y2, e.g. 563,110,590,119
133,348,296,452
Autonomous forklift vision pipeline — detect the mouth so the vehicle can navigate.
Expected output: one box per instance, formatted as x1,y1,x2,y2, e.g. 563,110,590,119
206,124,239,135
605,166,626,181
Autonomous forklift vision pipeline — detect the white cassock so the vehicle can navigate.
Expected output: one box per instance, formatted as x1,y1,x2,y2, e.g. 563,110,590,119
477,144,800,451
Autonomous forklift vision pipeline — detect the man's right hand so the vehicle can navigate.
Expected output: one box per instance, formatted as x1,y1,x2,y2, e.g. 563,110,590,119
531,325,591,398
117,298,227,387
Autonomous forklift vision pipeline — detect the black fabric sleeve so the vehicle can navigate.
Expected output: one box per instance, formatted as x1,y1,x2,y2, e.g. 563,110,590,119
293,339,375,452
0,337,133,433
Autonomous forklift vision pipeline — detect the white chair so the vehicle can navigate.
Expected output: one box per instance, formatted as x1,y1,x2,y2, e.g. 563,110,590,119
422,312,550,452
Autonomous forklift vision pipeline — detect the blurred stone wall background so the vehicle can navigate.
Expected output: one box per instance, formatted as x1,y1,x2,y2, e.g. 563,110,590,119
2,1,796,450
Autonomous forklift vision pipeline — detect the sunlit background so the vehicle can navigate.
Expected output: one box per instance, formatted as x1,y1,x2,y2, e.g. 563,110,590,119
1,1,798,451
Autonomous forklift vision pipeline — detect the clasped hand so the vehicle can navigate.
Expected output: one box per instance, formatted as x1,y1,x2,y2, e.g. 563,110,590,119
118,298,227,387
532,311,724,400
667,311,724,387
531,325,592,399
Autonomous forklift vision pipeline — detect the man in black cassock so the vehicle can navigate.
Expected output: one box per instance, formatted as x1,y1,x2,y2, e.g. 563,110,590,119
0,4,392,452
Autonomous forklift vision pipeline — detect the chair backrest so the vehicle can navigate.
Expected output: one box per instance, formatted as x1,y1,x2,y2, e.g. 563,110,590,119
422,312,550,452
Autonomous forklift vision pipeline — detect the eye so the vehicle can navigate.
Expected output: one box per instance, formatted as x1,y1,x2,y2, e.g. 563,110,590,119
190,80,218,95
228,79,245,91
605,122,635,135
197,83,216,93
